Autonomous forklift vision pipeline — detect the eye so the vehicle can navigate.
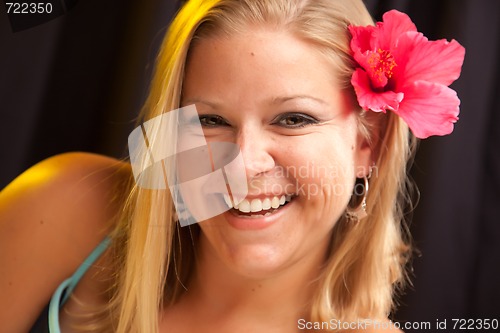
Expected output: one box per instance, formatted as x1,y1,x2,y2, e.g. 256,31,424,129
199,114,230,127
273,113,319,128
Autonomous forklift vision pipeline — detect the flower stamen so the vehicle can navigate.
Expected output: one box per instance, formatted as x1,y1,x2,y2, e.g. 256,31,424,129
368,49,397,86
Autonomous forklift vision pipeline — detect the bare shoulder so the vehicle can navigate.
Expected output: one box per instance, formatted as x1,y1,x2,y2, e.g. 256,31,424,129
0,152,131,332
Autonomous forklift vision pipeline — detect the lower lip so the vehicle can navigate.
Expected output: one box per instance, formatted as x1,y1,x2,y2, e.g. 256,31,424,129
223,200,293,230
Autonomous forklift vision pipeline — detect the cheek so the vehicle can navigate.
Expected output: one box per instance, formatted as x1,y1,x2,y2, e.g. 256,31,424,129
297,163,355,222
279,139,357,219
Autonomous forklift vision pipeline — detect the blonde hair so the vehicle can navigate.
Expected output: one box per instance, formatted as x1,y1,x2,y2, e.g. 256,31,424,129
87,0,415,332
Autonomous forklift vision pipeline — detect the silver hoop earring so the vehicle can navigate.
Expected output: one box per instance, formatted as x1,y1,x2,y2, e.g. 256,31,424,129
345,175,369,222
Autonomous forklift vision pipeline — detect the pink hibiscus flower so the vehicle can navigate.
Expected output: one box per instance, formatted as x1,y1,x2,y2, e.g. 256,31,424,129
349,10,466,139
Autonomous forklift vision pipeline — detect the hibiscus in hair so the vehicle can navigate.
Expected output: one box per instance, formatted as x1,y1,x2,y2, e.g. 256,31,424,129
349,10,465,139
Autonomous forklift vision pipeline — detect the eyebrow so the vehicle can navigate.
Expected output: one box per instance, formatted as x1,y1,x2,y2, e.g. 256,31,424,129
270,95,329,106
183,95,329,108
182,98,219,109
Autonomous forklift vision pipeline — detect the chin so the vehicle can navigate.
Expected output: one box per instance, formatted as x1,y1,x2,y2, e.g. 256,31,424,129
224,243,296,279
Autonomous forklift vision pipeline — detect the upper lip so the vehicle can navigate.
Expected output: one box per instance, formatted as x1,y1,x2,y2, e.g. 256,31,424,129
245,193,292,198
224,192,297,200
211,184,298,199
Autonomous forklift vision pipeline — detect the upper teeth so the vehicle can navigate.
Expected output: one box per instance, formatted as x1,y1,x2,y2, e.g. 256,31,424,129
223,194,292,213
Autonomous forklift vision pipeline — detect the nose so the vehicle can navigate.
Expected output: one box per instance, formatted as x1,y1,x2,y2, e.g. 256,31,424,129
237,125,276,179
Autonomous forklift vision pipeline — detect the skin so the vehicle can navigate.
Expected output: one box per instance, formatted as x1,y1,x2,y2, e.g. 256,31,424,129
160,29,376,332
0,152,128,333
0,29,401,333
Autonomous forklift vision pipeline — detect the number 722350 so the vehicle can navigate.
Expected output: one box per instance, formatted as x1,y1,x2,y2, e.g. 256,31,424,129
5,2,54,14
452,319,499,330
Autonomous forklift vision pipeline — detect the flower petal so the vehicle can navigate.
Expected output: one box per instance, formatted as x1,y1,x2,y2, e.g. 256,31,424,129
393,31,466,87
376,10,417,50
396,81,460,138
349,25,376,54
351,69,404,112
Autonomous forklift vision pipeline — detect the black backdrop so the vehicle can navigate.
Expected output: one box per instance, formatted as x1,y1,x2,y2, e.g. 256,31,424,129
1,0,499,331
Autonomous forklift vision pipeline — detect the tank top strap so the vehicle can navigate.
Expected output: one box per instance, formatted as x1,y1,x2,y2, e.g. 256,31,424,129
48,236,111,333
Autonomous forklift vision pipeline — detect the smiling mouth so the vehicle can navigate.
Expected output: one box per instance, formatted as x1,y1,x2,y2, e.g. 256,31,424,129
223,194,294,218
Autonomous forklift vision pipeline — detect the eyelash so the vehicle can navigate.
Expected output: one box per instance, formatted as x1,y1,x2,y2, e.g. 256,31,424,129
198,115,230,127
272,112,319,128
198,112,319,129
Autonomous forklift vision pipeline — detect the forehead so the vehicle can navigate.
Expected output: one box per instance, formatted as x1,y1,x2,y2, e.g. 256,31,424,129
183,29,346,109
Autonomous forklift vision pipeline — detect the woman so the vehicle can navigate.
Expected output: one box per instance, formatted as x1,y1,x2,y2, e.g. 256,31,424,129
0,0,464,332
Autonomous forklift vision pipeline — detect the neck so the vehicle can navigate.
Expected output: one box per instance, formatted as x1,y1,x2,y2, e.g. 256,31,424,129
178,233,329,331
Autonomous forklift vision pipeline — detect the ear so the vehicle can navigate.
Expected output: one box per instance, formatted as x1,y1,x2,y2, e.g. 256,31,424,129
354,132,374,178
353,108,386,178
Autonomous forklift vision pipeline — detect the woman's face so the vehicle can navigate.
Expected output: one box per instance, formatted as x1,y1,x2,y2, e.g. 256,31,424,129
182,29,372,278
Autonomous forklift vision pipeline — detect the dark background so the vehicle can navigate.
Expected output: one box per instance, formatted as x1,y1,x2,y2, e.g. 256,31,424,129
1,0,499,331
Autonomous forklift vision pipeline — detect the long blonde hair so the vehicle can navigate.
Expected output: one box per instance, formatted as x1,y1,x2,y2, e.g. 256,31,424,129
92,1,415,331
